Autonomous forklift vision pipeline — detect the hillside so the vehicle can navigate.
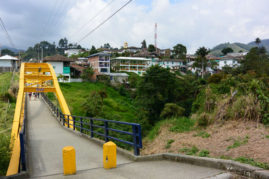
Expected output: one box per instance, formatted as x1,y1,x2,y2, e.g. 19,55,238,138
0,45,24,53
210,39,269,56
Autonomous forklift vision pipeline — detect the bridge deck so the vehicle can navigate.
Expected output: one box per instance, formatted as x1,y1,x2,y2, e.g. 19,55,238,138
28,97,229,179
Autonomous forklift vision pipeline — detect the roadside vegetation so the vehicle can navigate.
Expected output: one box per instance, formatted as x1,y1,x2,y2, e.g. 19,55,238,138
0,72,18,175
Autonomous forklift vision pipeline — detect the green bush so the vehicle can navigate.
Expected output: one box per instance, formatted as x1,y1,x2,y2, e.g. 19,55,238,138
0,134,10,175
169,117,195,133
165,139,175,149
83,91,103,117
208,73,225,83
160,103,185,119
197,112,210,127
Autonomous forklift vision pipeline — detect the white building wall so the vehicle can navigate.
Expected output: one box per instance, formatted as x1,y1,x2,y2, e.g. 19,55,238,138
218,60,239,69
0,60,12,67
47,62,63,74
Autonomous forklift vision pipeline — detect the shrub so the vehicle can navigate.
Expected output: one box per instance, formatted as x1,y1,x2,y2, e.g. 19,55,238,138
97,75,110,85
169,117,195,133
83,91,103,117
81,66,94,81
0,134,10,175
208,73,225,83
160,103,185,119
165,139,175,149
197,112,210,127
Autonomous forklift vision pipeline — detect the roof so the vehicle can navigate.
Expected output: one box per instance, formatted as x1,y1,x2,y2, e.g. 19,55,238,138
43,54,73,62
160,59,184,62
0,55,18,61
70,64,86,72
112,57,150,61
87,52,111,58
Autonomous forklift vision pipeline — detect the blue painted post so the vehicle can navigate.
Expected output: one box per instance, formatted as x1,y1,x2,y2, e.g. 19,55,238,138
132,125,140,156
67,115,70,128
73,116,76,130
62,114,65,126
90,119,93,138
80,117,83,133
19,132,26,171
104,121,109,142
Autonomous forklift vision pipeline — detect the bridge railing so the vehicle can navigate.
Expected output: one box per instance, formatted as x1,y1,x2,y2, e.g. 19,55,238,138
19,97,27,171
41,93,142,156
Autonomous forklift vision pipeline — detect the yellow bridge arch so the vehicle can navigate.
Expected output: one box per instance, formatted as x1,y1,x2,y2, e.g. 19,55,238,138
6,63,72,176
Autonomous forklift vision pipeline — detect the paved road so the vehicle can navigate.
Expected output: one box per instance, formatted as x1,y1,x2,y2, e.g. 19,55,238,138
27,98,231,179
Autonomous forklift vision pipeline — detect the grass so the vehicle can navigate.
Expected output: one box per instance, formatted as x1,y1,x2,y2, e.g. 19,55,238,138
193,131,211,138
165,139,175,149
220,156,269,169
179,146,199,155
266,135,269,139
227,135,249,150
198,150,210,157
147,117,195,141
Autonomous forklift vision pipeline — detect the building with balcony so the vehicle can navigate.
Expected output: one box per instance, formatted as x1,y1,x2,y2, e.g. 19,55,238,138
87,52,110,80
111,57,151,75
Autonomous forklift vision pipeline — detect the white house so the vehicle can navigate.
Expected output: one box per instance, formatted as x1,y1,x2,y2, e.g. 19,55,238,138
0,55,19,72
217,59,240,69
153,59,184,69
43,54,73,82
64,49,81,57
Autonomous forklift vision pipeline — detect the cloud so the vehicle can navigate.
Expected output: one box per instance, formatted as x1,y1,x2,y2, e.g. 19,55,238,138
1,0,269,53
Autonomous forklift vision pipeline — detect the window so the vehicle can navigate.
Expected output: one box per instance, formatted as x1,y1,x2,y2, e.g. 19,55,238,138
101,68,108,72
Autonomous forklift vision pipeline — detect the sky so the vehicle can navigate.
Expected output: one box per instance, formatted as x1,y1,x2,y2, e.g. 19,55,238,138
0,0,269,53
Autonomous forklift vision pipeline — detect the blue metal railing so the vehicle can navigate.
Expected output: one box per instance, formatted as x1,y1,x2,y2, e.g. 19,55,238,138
19,96,27,171
41,93,142,155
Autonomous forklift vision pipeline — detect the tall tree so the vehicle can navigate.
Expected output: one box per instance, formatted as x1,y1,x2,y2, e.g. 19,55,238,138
148,44,156,52
255,37,261,47
141,40,147,49
89,46,98,55
0,49,15,56
195,47,210,78
172,44,187,59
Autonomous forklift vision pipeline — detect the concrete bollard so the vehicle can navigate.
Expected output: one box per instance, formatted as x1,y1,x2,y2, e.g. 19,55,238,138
103,141,117,169
62,146,76,175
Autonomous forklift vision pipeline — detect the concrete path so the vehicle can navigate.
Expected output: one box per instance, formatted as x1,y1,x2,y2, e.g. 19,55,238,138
27,98,230,179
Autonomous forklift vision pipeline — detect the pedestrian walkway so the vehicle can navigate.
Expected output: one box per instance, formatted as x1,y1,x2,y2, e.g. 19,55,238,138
28,98,230,179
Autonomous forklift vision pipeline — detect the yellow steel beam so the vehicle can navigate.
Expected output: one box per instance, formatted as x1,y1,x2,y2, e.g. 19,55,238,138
24,87,56,92
6,64,25,176
24,74,53,81
24,67,50,73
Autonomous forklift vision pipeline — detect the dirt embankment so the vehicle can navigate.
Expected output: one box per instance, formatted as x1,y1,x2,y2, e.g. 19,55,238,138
142,120,269,164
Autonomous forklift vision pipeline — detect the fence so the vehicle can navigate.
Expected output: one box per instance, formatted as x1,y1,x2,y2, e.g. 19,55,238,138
19,96,27,171
41,93,142,155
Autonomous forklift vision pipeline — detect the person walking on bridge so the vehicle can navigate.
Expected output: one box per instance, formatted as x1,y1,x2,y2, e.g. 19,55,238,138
28,92,32,101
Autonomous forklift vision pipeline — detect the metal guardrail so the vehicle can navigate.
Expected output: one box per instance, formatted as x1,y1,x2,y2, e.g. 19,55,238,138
41,93,142,155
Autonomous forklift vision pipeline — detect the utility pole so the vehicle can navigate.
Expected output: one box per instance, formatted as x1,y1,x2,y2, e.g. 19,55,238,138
154,23,157,53
41,47,43,62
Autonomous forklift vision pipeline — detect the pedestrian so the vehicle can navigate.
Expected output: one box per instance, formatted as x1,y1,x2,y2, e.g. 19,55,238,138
37,92,40,98
29,92,32,100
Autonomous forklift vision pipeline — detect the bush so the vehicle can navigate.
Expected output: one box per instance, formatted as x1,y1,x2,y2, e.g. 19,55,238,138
83,91,103,117
97,75,110,85
197,112,210,127
81,66,94,81
208,73,225,83
160,103,185,119
0,134,10,175
198,150,210,157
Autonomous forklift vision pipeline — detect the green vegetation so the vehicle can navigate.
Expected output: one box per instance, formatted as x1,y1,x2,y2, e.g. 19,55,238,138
198,150,210,157
235,157,269,169
266,135,269,139
227,136,249,150
193,131,210,138
165,139,175,149
179,146,199,155
0,72,18,175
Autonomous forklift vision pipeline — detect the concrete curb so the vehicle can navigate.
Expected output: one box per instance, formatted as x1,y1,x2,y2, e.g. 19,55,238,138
43,98,269,179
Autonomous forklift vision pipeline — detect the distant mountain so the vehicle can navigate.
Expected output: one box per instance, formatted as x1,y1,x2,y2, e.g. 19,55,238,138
248,39,269,52
0,45,24,53
210,39,269,56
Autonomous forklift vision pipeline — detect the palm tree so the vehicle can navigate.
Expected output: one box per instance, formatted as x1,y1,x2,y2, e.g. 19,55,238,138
195,47,210,78
255,37,261,47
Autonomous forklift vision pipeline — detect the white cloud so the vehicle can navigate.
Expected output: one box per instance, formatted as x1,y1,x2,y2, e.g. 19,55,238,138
1,0,269,53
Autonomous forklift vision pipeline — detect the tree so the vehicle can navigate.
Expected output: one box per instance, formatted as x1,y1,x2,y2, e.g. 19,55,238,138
172,44,187,59
255,37,261,47
195,47,210,78
221,47,233,55
136,65,177,124
103,43,111,49
89,46,98,55
141,40,147,49
81,66,94,81
148,44,156,52
83,91,103,117
0,49,15,56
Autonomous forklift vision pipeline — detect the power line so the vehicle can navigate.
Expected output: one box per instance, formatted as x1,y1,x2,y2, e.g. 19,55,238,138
0,17,15,48
77,0,132,43
69,0,115,40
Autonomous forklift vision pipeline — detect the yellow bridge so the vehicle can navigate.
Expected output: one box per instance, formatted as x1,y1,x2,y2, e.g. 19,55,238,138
6,63,72,176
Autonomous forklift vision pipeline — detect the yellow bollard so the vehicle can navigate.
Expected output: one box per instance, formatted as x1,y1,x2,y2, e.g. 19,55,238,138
103,141,117,169
62,146,76,175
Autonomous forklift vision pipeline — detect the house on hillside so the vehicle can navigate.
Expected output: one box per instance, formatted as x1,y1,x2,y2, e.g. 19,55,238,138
0,55,19,72
155,59,185,70
111,56,151,75
64,49,82,57
87,52,110,80
43,54,73,82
